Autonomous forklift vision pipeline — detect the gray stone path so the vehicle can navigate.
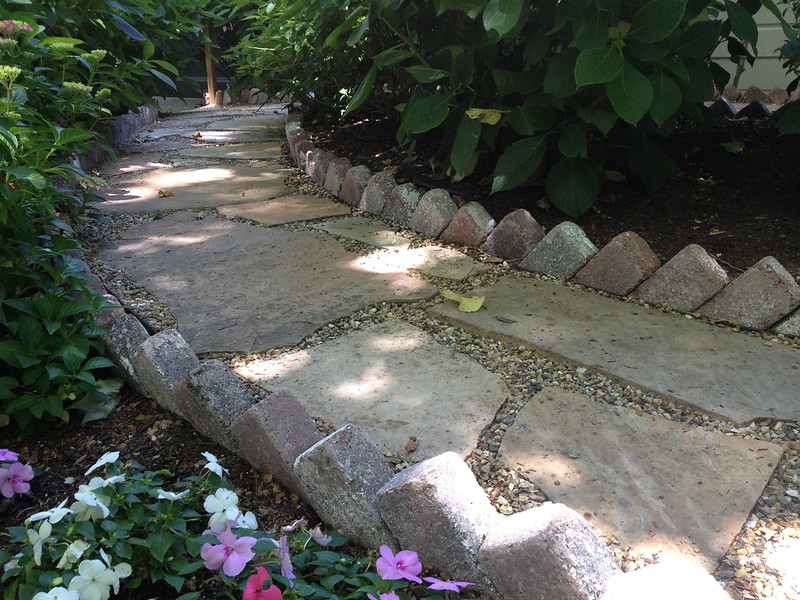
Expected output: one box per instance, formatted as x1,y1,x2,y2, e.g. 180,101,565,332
235,321,509,462
219,195,351,225
176,142,282,160
430,275,800,424
499,386,782,569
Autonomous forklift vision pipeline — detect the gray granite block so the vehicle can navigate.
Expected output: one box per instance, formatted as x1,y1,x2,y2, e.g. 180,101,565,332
323,157,352,197
340,165,372,206
294,423,397,549
478,503,620,600
99,313,149,394
231,389,322,500
174,360,258,452
699,256,800,330
286,127,307,165
376,451,500,588
381,183,421,226
307,148,334,186
295,140,314,171
131,329,198,417
358,171,398,215
518,221,598,279
409,188,458,239
601,560,731,600
631,244,729,312
774,307,800,337
479,209,545,262
572,231,661,296
439,202,495,247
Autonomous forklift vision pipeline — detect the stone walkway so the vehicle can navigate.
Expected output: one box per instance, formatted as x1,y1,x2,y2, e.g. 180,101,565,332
91,102,799,598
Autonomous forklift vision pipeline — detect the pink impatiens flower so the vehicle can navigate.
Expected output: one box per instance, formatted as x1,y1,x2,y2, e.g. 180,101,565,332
201,525,257,577
0,449,19,462
423,576,475,593
277,535,295,588
0,463,34,498
375,545,423,583
243,565,283,600
367,592,400,600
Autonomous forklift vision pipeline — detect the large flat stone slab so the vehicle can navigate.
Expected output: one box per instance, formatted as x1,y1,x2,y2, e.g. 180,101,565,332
189,130,282,143
429,276,800,424
176,142,282,160
359,246,491,281
219,195,351,225
96,213,436,353
311,216,413,249
499,386,782,569
97,165,293,213
204,114,286,131
234,321,508,461
97,153,172,177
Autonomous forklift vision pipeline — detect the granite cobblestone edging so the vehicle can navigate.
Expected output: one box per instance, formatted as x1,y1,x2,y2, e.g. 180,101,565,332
93,316,730,599
283,118,800,339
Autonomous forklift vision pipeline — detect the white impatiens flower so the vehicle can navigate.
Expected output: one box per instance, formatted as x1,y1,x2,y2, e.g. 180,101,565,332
27,498,73,525
32,587,79,600
84,451,120,476
156,488,190,501
4,552,23,572
71,482,111,522
201,451,229,477
56,539,91,569
68,552,131,600
235,510,258,530
204,488,239,527
27,521,52,566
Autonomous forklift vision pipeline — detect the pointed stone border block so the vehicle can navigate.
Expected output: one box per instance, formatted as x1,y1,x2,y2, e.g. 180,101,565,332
231,389,322,501
439,202,495,247
287,127,307,165
478,503,620,600
479,208,545,263
601,560,732,600
774,307,800,337
131,329,199,418
631,244,729,313
99,313,149,395
294,423,397,550
174,360,258,452
519,221,597,279
698,256,800,330
359,171,399,215
307,148,334,186
295,140,314,171
572,231,661,296
376,451,500,588
339,165,372,207
381,183,421,227
409,188,458,239
323,157,352,197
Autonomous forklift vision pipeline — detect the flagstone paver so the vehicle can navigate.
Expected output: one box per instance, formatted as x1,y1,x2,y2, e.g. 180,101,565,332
429,276,800,424
97,165,293,213
218,195,351,225
360,246,491,281
189,129,282,143
234,321,509,461
97,152,172,177
175,142,283,160
96,212,436,353
310,216,413,248
499,386,782,569
204,114,287,131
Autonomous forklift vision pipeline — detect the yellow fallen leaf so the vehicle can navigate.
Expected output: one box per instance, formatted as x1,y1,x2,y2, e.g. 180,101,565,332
193,131,202,139
441,289,486,313
157,189,173,198
465,108,505,125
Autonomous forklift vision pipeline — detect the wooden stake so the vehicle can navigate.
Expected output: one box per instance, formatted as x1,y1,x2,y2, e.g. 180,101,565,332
204,23,216,105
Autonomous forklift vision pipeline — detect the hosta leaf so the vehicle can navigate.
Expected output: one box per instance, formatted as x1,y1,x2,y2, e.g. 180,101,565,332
606,61,653,124
575,46,623,87
491,136,547,194
628,0,688,43
545,157,601,218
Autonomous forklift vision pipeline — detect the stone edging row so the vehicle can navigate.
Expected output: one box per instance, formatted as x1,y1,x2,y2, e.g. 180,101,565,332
79,104,728,599
283,116,800,339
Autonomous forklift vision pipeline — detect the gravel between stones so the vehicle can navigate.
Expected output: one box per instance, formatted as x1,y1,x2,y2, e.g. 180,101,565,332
77,115,800,600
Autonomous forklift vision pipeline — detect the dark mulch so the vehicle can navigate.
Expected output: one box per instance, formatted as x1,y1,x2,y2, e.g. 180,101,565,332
307,114,799,280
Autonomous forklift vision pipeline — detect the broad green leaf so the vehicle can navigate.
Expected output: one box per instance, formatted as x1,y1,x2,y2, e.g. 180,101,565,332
148,68,176,91
401,94,451,134
441,289,486,313
111,13,146,42
404,66,448,84
558,124,588,158
371,0,404,18
648,71,682,125
483,0,525,38
721,140,744,154
778,103,800,134
507,98,559,134
151,59,179,76
372,47,412,68
724,0,758,46
3,167,47,189
675,20,722,58
575,46,623,87
576,107,618,135
465,108,504,125
624,40,670,61
626,134,681,192
0,127,18,157
573,5,608,50
323,6,368,47
606,61,653,124
677,59,715,102
450,115,481,176
492,68,539,95
343,65,377,117
149,531,172,563
491,136,547,193
545,157,600,218
38,37,85,47
628,0,688,43
451,47,475,88
434,0,487,18
544,47,579,98
663,55,690,81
